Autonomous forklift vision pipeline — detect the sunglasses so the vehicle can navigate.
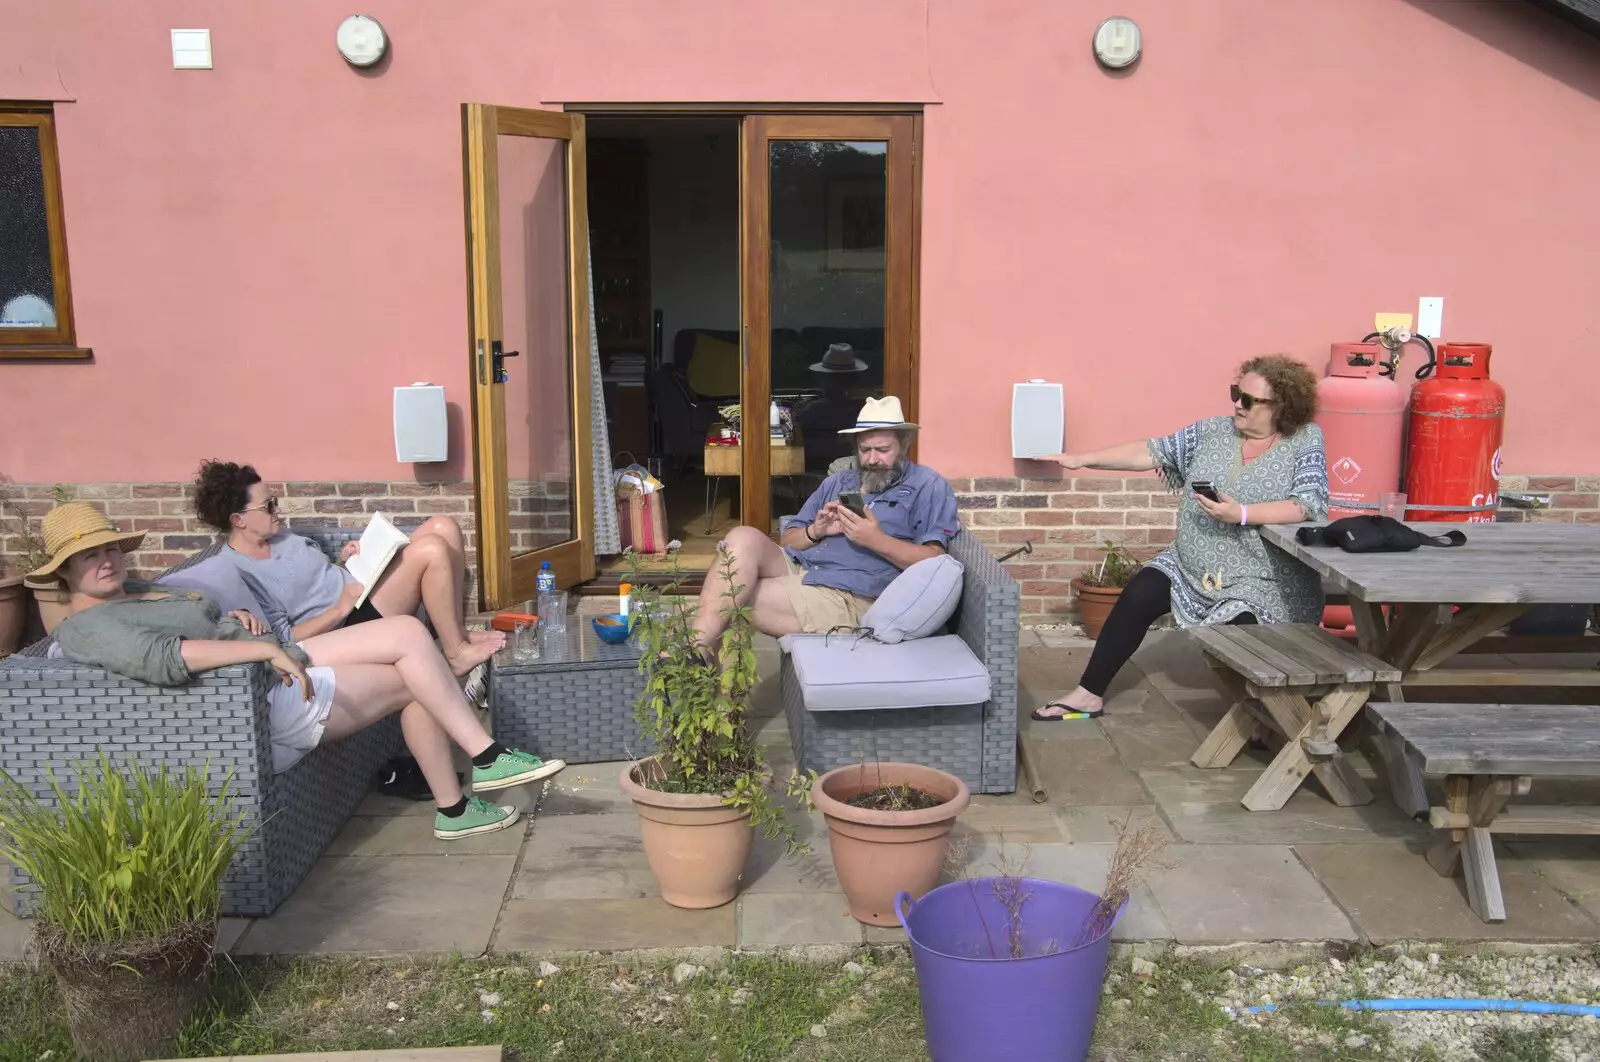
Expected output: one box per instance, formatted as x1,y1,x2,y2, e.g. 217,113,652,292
240,495,279,516
1230,384,1275,411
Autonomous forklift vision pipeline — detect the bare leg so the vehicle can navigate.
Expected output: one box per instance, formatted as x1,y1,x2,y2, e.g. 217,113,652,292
368,517,501,669
316,660,466,806
303,616,496,755
691,526,801,649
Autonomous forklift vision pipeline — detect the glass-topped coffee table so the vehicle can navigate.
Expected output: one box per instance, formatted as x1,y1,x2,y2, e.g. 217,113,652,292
488,624,652,765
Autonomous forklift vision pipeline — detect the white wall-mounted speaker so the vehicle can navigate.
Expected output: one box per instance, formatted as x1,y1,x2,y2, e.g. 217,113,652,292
394,383,448,463
1011,380,1064,459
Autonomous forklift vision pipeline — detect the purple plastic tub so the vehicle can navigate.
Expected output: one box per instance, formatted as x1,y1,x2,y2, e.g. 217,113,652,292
896,877,1124,1062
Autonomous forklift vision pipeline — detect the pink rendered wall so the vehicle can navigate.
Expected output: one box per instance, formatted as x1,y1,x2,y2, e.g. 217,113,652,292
2,0,1598,483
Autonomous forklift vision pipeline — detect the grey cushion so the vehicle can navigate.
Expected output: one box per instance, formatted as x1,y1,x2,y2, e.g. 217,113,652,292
779,633,991,711
861,554,964,643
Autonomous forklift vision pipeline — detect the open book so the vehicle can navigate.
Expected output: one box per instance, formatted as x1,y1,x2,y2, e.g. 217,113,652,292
345,513,411,608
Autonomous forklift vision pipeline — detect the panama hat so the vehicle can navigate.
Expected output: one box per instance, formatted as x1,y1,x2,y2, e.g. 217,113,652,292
30,503,146,579
809,342,868,374
838,396,918,435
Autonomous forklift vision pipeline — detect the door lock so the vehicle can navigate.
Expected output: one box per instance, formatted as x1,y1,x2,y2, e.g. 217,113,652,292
491,340,520,383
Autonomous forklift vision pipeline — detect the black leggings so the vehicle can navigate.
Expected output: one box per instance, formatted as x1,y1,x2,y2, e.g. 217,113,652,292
1078,567,1256,696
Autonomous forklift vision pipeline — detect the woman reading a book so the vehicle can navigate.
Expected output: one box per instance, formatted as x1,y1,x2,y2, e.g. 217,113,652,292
193,460,501,679
36,502,565,840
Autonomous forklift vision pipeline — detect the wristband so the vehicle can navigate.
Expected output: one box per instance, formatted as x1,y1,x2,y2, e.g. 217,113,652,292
805,525,820,544
1240,504,1249,527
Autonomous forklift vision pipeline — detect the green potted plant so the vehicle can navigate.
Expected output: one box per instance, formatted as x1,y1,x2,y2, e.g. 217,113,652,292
0,754,247,1062
1071,540,1142,640
620,547,812,909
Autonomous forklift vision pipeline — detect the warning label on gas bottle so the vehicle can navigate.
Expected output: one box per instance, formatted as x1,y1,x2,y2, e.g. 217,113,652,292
1330,457,1362,486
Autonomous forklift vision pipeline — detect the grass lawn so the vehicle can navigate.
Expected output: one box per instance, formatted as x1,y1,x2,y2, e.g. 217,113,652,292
0,948,1585,1061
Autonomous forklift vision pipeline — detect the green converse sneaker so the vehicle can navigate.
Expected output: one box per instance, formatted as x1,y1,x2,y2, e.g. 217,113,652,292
471,748,567,793
433,797,520,840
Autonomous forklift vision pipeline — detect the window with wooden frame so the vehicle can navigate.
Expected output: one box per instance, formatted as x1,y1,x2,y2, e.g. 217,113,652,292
1,104,87,359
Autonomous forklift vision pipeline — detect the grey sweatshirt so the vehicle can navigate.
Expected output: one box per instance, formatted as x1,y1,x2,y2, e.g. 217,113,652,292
53,583,312,686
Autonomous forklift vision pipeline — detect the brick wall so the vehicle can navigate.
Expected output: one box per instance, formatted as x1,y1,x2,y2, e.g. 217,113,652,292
3,475,1595,619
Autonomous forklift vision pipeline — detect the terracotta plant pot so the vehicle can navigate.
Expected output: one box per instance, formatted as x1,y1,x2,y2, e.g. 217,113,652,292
0,573,25,655
37,919,215,1062
25,574,72,636
1072,579,1124,640
620,758,753,909
811,761,970,926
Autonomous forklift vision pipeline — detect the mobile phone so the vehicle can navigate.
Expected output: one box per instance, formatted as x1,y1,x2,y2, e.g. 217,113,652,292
839,492,866,517
1191,481,1221,503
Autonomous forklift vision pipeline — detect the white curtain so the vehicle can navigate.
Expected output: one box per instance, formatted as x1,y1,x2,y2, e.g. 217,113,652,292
587,230,622,555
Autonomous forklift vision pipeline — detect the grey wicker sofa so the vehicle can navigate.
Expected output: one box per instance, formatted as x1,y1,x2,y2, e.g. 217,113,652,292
0,530,403,918
779,531,1021,794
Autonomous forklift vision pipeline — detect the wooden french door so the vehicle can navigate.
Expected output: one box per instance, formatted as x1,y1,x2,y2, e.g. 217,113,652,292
462,104,596,609
740,115,919,535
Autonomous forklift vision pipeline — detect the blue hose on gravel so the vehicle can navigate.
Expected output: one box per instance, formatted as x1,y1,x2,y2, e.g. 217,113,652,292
1236,999,1600,1018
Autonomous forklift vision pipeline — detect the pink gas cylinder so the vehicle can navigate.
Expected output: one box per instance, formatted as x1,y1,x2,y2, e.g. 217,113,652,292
1316,342,1407,519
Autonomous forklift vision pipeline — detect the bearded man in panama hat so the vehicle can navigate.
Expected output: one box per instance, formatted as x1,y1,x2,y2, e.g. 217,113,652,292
686,396,960,653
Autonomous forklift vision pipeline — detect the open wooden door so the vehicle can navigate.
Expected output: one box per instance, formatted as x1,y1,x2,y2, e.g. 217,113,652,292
463,104,595,610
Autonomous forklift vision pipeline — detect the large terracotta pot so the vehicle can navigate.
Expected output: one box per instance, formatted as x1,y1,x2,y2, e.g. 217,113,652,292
811,762,970,926
620,758,753,909
0,573,25,655
25,575,72,636
1072,579,1124,640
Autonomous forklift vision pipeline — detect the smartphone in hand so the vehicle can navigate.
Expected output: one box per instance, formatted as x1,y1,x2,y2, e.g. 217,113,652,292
1191,481,1221,503
838,492,867,517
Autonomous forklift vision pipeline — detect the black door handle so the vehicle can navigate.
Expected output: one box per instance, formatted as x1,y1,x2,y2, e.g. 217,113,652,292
491,340,521,383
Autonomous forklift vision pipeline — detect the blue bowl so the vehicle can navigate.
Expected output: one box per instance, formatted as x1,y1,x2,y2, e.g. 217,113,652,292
592,614,632,644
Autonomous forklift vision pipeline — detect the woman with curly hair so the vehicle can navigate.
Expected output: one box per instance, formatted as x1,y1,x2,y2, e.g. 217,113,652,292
1034,354,1329,720
193,460,501,682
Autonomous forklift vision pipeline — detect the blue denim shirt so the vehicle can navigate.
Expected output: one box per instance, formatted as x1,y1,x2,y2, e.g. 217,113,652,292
780,462,961,599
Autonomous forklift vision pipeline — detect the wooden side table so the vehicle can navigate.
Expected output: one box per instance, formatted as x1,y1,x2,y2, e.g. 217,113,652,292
702,440,806,532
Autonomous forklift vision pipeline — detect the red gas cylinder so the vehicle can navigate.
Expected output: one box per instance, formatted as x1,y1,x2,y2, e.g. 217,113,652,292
1316,342,1407,520
1405,342,1505,523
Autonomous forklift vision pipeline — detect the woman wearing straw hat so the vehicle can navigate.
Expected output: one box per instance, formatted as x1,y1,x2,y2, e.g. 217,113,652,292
36,502,566,841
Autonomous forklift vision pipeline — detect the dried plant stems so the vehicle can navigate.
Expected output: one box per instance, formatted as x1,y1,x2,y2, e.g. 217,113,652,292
1071,813,1170,948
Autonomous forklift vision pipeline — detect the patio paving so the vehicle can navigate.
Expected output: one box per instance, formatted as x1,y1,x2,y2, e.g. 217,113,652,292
4,628,1599,960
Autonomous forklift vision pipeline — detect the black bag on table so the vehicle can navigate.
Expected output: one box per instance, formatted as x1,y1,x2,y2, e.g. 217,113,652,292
1295,515,1467,554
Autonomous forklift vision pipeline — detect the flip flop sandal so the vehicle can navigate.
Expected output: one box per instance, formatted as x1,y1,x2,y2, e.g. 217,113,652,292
1031,701,1103,721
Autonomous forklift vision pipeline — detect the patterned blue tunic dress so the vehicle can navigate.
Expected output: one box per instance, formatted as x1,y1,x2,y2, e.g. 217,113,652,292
1144,417,1330,626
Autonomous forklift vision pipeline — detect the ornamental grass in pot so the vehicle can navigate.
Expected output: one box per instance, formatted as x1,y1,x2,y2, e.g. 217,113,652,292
1071,540,1142,640
622,547,812,909
811,761,970,926
0,754,247,1062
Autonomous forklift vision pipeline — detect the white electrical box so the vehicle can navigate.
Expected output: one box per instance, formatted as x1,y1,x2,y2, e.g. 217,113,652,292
394,384,448,463
1011,380,1064,459
171,29,213,69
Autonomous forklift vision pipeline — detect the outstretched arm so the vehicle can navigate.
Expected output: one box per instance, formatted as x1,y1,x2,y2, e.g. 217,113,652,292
1043,439,1158,472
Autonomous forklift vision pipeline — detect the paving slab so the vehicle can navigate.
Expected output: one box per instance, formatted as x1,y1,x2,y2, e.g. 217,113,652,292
951,801,1068,851
738,892,861,947
239,854,516,955
1505,839,1600,924
1098,704,1215,770
1143,844,1356,942
513,814,657,901
1130,631,1218,693
1054,804,1173,846
1026,738,1150,807
0,908,30,960
1138,766,1430,846
953,841,1172,942
494,897,736,952
1153,688,1234,739
741,811,839,894
536,762,638,816
328,809,527,857
1297,842,1600,942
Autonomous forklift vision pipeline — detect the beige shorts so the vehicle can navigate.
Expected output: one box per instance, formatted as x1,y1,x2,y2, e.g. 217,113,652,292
268,666,337,774
780,556,873,633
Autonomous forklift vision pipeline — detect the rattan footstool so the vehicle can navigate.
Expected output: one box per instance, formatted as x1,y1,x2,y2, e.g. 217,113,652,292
488,624,652,765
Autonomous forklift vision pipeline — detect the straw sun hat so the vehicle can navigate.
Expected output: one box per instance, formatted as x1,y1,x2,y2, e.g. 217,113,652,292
29,503,146,579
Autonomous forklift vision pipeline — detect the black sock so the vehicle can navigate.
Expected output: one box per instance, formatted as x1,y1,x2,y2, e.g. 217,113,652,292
472,742,508,768
438,796,469,818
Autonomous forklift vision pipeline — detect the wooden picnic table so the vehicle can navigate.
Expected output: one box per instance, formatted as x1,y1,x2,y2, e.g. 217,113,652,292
1261,523,1600,816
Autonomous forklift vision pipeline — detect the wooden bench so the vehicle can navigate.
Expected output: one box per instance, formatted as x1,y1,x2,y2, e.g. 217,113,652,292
1366,701,1600,924
1189,624,1402,812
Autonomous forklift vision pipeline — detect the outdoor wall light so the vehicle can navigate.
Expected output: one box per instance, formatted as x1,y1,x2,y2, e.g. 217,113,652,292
336,14,388,68
1092,16,1141,70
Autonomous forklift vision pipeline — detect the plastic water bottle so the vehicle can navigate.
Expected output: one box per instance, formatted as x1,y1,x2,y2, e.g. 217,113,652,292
536,562,561,634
